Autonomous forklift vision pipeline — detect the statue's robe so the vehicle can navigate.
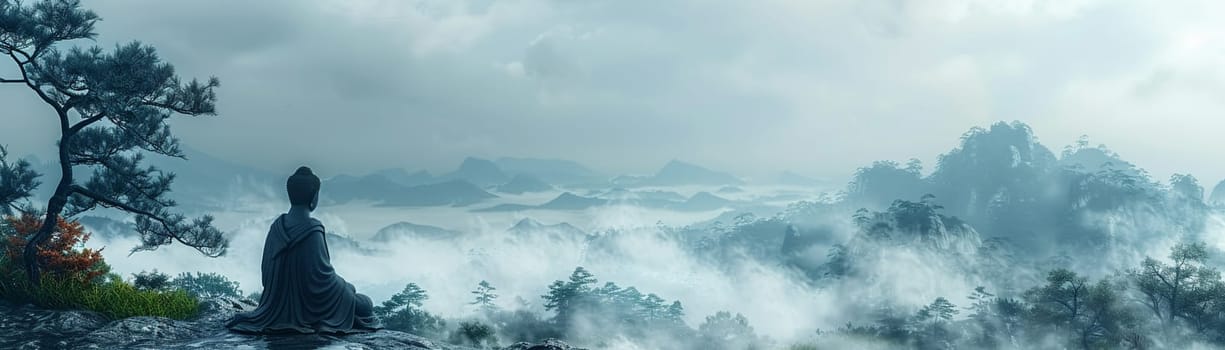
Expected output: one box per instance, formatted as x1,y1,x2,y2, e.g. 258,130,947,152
226,214,381,334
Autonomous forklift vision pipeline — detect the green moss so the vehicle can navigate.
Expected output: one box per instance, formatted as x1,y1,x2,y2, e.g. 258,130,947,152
0,272,199,320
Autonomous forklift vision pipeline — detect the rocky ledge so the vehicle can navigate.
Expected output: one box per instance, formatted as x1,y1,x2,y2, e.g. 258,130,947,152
0,297,586,350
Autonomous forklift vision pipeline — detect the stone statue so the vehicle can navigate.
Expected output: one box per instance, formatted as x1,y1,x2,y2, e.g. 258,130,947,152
226,166,381,334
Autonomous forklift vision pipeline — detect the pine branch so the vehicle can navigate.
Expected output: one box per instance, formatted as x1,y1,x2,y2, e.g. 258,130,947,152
9,47,31,64
8,52,61,111
67,112,106,135
70,184,164,223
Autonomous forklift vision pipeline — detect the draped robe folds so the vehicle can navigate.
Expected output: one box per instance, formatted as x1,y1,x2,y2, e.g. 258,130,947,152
226,214,381,334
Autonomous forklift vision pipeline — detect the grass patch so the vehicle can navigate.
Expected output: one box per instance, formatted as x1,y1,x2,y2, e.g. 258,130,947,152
0,273,199,320
0,214,200,320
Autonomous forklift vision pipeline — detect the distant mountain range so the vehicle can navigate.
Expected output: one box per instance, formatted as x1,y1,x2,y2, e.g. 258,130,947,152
631,190,688,202
379,180,498,207
506,218,587,241
494,157,603,185
612,160,743,187
371,222,459,242
1212,180,1225,206
476,189,736,213
324,173,407,204
18,146,280,212
323,156,605,206
540,192,607,210
371,168,434,187
20,145,764,210
323,173,497,207
495,174,554,194
678,192,733,211
625,191,736,212
475,192,609,212
325,233,379,255
439,157,510,187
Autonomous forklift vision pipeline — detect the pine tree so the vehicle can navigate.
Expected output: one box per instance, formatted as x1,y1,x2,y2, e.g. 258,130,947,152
1026,269,1089,327
378,283,429,314
912,297,960,349
542,266,598,312
698,311,758,350
1027,269,1134,349
639,293,667,321
470,280,499,313
171,271,243,299
131,270,171,291
377,283,445,336
0,146,40,215
1,0,228,284
542,266,598,328
1134,242,1216,325
965,286,1004,347
665,301,685,323
918,297,958,322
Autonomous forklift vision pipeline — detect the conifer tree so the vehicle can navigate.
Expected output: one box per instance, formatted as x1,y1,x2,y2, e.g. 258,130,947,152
1,0,228,283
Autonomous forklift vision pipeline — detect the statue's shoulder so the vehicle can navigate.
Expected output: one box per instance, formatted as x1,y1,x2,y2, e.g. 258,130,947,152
269,214,284,230
308,218,326,232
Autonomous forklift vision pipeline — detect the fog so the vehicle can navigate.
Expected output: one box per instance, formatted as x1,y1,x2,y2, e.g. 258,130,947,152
6,0,1225,348
85,184,845,340
39,120,1225,349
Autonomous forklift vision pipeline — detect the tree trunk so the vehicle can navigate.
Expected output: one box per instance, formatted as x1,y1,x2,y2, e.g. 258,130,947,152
23,130,73,285
1170,267,1182,324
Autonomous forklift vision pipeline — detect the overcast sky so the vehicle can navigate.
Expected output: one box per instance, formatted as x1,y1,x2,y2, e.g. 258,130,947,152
3,0,1225,183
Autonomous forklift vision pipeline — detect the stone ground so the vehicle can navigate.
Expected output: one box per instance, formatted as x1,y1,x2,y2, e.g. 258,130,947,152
0,297,585,350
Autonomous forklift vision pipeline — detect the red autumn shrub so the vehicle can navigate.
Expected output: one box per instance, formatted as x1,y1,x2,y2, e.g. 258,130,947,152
3,213,108,283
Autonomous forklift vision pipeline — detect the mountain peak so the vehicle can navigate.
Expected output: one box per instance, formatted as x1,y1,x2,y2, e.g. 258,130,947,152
444,157,509,186
496,174,553,194
458,157,502,174
507,218,587,239
372,168,434,187
372,221,458,242
461,156,495,166
688,191,727,202
644,160,742,186
1210,179,1225,205
494,157,601,185
377,179,498,207
510,218,544,231
540,192,607,210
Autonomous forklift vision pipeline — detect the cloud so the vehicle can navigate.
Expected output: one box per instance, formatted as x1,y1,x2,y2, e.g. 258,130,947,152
3,0,1225,182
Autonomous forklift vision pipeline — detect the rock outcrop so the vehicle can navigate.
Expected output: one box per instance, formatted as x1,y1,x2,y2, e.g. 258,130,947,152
0,298,584,350
503,339,588,350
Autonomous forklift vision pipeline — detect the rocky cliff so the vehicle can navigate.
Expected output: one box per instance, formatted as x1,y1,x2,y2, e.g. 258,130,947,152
0,297,585,350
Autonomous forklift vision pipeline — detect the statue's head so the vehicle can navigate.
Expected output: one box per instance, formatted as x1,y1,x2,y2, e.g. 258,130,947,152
287,166,320,211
